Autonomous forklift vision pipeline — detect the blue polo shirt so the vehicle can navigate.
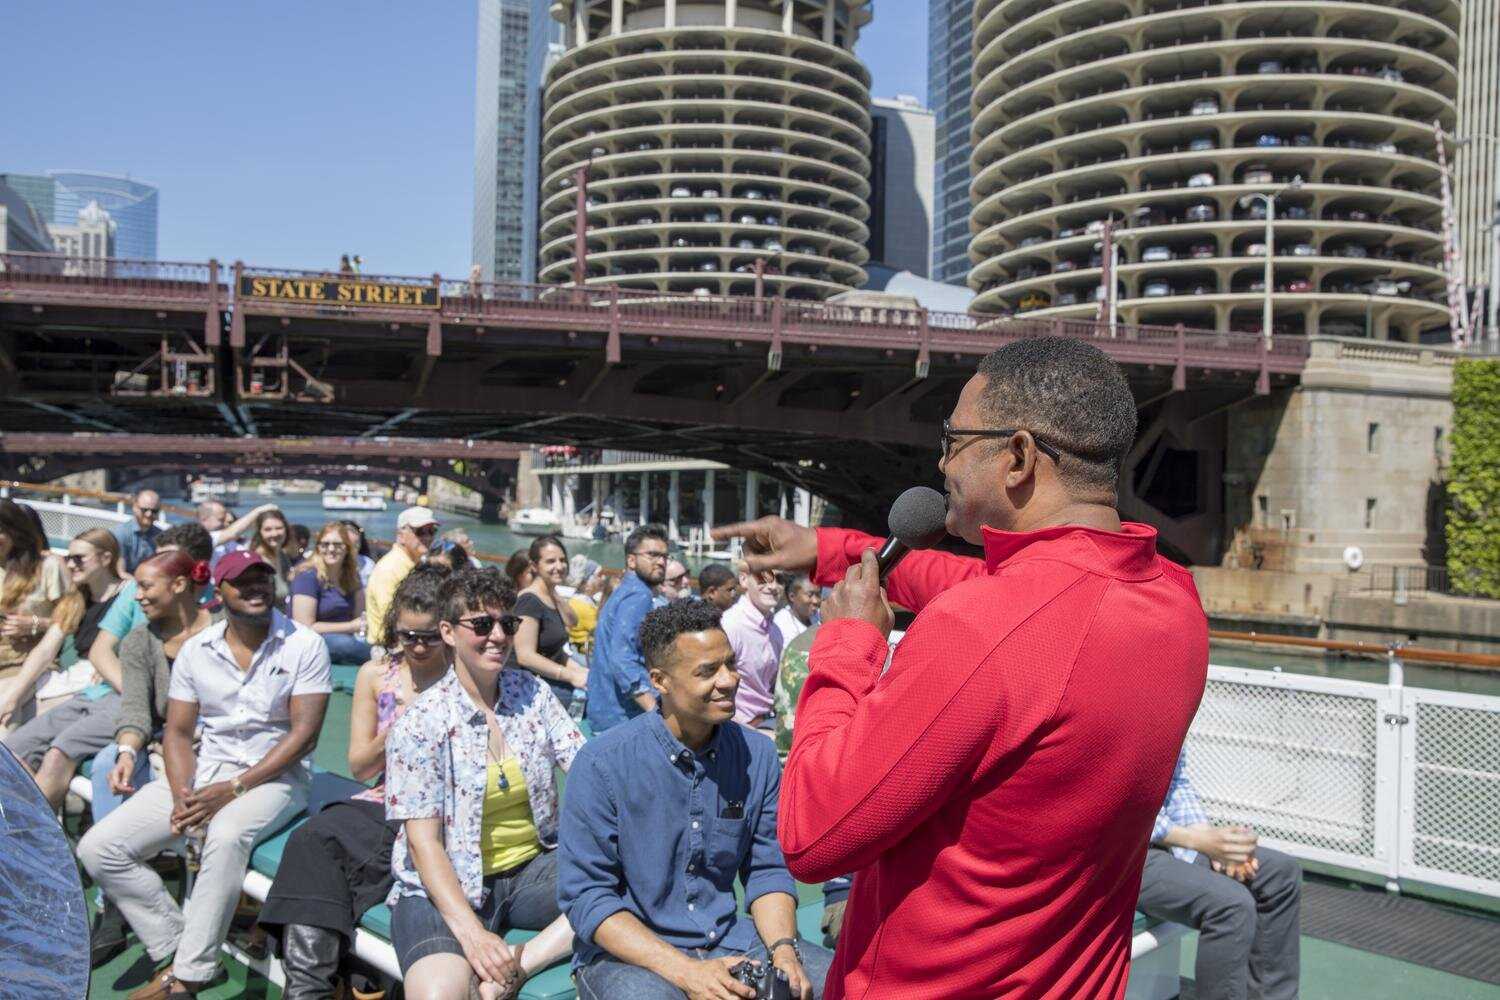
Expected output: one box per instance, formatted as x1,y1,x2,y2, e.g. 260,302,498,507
585,572,656,732
558,711,795,968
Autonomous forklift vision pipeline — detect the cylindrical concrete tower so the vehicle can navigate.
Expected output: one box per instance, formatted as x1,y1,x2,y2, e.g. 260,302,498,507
539,0,873,300
967,0,1459,341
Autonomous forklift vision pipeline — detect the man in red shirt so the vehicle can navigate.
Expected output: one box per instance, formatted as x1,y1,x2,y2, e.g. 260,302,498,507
716,337,1208,999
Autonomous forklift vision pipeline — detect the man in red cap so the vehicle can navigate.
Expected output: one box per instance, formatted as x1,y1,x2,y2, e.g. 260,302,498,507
79,549,332,998
716,338,1208,999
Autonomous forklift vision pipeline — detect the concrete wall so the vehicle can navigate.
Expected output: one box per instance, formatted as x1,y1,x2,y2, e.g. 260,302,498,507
1222,338,1456,576
1328,593,1500,657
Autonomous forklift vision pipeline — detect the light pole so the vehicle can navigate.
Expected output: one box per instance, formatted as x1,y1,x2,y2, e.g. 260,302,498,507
1239,176,1302,347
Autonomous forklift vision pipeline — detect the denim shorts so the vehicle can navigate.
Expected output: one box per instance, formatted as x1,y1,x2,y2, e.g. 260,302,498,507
390,848,561,975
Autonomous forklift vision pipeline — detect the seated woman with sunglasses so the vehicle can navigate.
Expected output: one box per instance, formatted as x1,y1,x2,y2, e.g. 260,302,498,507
259,564,454,999
290,523,371,665
385,567,585,1000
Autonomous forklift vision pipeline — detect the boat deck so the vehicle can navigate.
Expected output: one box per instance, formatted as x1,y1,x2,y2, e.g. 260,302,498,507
75,688,1500,1000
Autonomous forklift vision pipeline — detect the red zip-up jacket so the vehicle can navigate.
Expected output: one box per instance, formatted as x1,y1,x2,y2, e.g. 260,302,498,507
782,523,1207,999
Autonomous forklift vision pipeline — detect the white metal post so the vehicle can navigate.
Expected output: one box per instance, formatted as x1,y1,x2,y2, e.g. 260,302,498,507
1263,198,1275,348
668,470,681,543
703,470,715,538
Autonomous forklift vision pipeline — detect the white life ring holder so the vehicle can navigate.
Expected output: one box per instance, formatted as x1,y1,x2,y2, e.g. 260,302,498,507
1343,546,1365,571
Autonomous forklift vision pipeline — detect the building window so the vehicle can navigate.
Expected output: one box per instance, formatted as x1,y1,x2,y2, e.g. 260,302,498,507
1365,498,1377,530
1434,425,1444,459
1257,494,1267,527
1367,422,1379,453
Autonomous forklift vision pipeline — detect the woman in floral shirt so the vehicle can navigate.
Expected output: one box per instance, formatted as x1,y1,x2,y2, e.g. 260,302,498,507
385,567,584,1000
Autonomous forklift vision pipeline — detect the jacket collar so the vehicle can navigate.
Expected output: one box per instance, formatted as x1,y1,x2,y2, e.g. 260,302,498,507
981,521,1161,581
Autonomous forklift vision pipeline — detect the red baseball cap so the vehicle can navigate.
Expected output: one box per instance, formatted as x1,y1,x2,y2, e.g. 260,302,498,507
212,549,272,586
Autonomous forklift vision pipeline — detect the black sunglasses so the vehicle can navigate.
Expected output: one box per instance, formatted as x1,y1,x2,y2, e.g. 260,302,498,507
456,614,521,639
64,553,91,567
395,627,442,647
940,418,1063,464
137,507,160,517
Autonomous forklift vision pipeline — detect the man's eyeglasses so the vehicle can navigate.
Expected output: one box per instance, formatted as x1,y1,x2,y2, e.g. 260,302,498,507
633,549,669,562
137,508,160,518
456,614,521,639
940,419,1063,464
666,572,690,586
395,627,442,648
411,525,439,539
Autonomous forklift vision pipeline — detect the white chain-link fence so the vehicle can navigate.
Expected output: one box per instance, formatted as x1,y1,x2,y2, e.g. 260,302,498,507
0,495,136,548
1187,665,1500,900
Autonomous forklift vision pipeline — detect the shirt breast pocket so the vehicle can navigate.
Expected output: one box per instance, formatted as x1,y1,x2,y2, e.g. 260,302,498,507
257,667,295,722
708,817,750,874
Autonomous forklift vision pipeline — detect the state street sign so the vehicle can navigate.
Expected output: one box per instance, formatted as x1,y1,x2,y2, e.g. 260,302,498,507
239,274,439,309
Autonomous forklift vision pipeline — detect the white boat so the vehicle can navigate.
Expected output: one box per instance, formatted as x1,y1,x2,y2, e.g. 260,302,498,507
508,507,562,536
190,478,238,503
321,482,389,512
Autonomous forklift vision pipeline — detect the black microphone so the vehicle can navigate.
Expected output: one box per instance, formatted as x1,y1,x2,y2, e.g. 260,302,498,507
876,486,950,579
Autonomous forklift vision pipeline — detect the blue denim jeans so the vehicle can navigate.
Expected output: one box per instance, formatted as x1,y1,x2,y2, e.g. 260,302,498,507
322,633,372,666
575,936,834,1000
90,742,152,823
390,849,561,976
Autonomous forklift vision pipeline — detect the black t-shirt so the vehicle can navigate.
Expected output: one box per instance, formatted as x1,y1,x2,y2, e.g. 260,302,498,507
503,590,568,669
74,598,112,662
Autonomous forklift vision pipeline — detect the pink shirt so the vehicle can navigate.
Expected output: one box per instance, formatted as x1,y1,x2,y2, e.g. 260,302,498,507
721,594,784,727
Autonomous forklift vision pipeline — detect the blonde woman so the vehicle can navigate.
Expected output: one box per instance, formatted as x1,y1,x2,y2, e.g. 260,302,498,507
0,499,70,733
0,528,128,777
290,523,370,664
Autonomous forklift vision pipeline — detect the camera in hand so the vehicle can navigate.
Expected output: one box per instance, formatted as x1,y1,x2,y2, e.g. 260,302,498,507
732,959,793,1000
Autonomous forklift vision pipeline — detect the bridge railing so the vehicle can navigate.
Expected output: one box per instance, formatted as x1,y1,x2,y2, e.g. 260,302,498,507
0,252,1311,363
0,251,222,303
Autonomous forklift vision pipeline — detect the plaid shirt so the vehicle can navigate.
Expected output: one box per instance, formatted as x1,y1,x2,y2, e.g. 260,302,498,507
1151,748,1208,862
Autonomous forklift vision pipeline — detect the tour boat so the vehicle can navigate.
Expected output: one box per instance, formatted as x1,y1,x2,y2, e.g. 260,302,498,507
508,507,562,536
189,477,238,504
321,482,388,512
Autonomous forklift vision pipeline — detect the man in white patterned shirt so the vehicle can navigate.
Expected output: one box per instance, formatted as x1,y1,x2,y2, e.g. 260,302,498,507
1136,748,1302,1000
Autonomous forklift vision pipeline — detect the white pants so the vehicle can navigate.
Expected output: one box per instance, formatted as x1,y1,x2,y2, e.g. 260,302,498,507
77,761,305,981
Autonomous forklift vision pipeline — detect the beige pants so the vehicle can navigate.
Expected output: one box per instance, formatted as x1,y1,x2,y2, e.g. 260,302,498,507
77,760,305,981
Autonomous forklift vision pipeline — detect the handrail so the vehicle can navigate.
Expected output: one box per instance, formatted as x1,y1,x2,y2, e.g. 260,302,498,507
0,479,197,520
1210,628,1500,670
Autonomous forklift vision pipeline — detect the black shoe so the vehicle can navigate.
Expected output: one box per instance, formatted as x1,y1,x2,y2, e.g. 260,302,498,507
90,898,130,968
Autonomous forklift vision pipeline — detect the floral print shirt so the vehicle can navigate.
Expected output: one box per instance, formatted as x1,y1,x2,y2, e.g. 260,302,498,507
385,667,585,907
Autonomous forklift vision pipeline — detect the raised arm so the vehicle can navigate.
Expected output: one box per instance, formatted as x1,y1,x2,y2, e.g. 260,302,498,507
212,503,278,546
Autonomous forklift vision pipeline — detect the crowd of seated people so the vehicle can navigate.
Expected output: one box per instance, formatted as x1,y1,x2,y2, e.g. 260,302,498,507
43,519,1299,1000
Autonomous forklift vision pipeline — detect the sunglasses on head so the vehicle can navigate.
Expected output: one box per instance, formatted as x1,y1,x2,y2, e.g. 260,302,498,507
456,614,521,639
395,627,442,647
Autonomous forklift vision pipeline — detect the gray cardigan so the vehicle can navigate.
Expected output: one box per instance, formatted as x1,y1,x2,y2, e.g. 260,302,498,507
114,618,220,744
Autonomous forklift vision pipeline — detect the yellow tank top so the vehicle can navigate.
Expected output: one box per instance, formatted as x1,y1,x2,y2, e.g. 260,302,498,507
480,756,541,875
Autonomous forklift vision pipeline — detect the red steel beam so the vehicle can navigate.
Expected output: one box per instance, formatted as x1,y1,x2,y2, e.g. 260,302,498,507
0,433,524,461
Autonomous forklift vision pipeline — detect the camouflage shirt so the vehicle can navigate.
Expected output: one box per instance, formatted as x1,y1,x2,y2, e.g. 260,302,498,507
773,624,820,758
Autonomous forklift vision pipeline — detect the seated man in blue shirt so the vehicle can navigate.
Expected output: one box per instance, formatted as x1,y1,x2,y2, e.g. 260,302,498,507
585,525,669,733
1137,749,1301,1000
560,599,833,1000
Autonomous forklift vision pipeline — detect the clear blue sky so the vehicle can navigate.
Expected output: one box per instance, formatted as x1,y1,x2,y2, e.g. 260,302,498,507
3,2,927,278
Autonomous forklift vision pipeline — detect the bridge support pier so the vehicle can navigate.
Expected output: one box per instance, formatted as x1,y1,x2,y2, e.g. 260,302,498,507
744,470,760,522
639,473,650,526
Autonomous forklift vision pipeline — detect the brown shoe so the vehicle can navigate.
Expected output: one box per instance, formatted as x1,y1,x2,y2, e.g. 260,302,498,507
126,965,220,1000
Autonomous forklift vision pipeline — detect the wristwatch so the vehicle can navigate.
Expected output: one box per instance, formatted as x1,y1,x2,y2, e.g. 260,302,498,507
231,777,247,797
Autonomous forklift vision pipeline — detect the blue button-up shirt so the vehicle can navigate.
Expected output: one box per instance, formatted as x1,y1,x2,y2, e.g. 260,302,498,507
558,711,796,968
1152,748,1209,862
585,571,656,732
114,521,162,573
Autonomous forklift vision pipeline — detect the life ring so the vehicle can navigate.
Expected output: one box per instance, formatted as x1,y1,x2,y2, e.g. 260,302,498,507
1343,546,1365,570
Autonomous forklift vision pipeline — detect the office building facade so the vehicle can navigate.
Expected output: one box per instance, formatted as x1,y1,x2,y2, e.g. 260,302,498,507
537,0,874,301
1,172,156,259
928,0,975,286
474,0,551,283
966,0,1456,342
868,96,936,278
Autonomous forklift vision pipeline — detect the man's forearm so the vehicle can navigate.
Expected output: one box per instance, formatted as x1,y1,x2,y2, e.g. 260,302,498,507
162,733,197,802
237,726,320,789
1160,825,1202,853
593,910,694,983
748,891,799,948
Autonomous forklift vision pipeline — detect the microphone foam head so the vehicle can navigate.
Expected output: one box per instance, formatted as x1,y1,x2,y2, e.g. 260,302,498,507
888,486,949,550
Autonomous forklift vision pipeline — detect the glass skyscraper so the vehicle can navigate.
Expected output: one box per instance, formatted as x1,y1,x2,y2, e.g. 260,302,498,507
927,0,974,287
473,0,555,283
48,173,157,259
1,171,157,259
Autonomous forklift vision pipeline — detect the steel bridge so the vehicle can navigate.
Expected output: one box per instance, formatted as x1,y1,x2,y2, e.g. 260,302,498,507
0,252,1310,525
